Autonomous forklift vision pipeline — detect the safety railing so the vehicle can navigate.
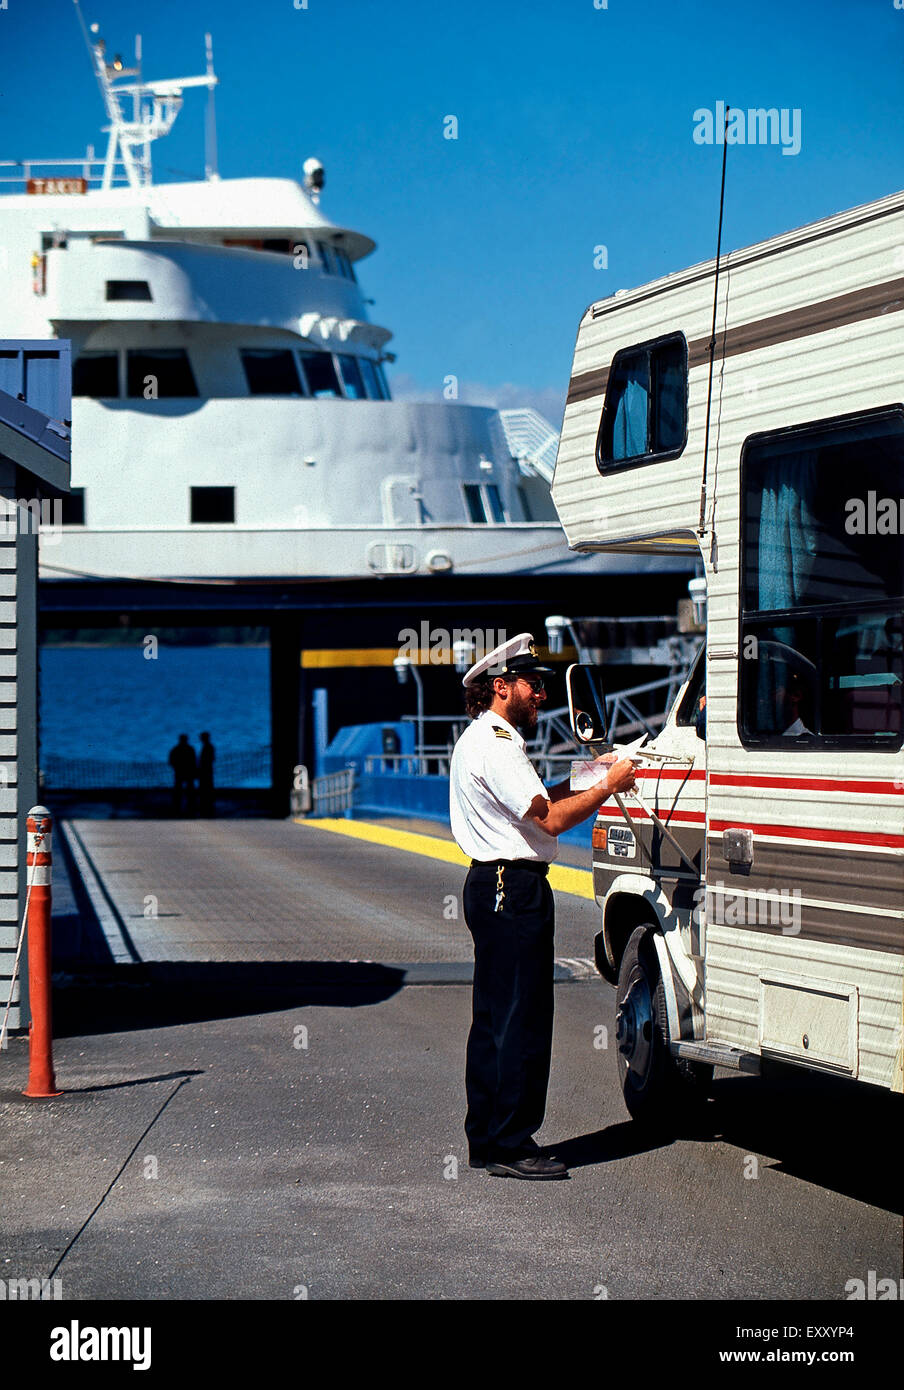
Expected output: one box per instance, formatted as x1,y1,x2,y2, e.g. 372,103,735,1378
40,747,271,790
363,752,456,777
311,767,356,816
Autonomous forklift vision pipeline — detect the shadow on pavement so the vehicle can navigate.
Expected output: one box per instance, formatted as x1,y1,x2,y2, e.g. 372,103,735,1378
51,961,407,1038
548,1121,674,1169
706,1066,903,1215
553,1065,901,1215
65,1068,204,1094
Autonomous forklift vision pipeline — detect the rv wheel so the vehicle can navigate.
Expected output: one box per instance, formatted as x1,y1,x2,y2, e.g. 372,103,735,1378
615,925,709,1127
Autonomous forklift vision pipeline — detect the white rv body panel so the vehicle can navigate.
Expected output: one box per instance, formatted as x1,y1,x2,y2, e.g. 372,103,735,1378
553,190,904,1096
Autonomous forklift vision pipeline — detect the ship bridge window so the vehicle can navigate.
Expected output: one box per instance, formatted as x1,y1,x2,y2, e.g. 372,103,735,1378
464,485,485,523
298,351,341,399
191,486,235,524
60,488,86,526
316,241,337,275
241,349,302,395
223,237,295,255
739,407,904,751
314,242,356,280
337,355,366,400
463,483,506,524
106,280,152,301
359,357,390,400
485,484,505,523
73,352,119,398
126,349,198,398
596,332,687,472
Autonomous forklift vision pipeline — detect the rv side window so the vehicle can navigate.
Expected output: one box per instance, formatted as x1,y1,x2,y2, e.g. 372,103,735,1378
676,644,706,731
596,332,687,471
739,407,904,751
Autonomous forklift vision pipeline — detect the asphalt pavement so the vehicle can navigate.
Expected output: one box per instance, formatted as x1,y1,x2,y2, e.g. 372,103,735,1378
0,815,899,1303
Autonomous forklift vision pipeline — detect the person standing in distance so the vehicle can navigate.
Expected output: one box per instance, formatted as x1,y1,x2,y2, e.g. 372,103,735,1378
450,633,637,1180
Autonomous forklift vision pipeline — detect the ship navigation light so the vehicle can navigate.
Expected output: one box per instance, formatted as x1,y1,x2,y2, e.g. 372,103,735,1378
452,640,473,674
544,615,567,656
303,157,325,203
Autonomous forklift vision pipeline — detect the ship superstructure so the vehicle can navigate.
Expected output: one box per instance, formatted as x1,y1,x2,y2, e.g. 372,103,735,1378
0,13,695,586
1,9,697,803
0,8,692,583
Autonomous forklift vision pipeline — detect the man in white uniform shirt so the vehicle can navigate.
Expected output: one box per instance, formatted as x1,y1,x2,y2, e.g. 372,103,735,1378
450,633,637,1180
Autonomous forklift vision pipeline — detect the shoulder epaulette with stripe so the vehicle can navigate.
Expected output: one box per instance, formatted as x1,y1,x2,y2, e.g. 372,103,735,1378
492,725,512,740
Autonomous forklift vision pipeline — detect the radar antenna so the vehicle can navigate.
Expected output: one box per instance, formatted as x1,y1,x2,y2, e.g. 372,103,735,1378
72,0,217,190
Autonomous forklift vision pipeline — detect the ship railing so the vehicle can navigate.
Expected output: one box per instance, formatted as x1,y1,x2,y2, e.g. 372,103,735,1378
392,666,692,778
40,747,270,790
363,752,455,777
311,767,356,817
0,156,133,189
602,673,688,742
495,408,560,484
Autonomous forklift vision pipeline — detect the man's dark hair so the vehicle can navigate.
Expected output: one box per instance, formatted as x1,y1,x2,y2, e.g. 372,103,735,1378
465,674,498,719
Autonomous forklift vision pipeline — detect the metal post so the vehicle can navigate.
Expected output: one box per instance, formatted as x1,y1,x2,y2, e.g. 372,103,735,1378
409,663,425,774
22,806,61,1099
312,688,329,778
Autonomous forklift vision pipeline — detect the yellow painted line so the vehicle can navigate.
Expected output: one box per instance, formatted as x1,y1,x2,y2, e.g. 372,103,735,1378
301,648,402,668
294,816,596,900
300,646,577,669
546,864,597,901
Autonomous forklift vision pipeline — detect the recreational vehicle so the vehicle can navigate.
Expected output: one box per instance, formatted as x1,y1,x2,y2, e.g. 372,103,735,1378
552,191,904,1120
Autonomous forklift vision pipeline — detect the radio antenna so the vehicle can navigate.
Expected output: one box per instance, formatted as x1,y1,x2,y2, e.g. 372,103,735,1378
697,102,731,538
204,33,219,180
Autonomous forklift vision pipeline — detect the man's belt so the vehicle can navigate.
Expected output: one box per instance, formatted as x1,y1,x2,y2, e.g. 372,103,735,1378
470,858,549,877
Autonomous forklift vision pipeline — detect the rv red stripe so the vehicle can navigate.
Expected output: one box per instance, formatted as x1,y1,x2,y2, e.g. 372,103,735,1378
708,819,904,849
596,808,904,848
710,774,903,794
635,769,705,781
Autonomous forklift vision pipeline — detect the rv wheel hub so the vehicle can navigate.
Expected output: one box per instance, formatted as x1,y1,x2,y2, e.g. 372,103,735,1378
616,972,654,1081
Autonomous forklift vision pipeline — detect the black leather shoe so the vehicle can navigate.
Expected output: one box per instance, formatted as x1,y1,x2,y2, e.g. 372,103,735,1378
486,1153,568,1180
468,1154,489,1169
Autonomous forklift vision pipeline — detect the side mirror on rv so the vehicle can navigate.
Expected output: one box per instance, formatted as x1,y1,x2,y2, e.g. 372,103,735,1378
566,663,608,744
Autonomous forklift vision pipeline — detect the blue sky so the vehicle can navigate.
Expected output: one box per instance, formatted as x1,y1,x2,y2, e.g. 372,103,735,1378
2,0,902,425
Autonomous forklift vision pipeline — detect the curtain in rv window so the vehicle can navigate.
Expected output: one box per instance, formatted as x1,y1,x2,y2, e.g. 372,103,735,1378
611,363,649,459
597,333,687,470
740,408,904,750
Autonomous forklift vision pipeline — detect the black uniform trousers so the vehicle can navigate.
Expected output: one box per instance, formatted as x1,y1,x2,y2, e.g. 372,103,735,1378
463,859,555,1159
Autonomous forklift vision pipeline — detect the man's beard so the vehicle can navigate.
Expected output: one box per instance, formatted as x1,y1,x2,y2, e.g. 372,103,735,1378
508,688,539,736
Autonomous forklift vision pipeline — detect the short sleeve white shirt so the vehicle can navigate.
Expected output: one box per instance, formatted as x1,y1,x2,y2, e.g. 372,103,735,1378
449,711,558,863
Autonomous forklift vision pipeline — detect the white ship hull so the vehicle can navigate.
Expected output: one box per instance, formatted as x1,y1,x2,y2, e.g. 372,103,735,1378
41,520,692,581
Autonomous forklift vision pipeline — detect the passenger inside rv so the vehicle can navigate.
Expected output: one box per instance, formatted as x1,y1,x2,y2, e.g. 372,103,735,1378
777,670,814,738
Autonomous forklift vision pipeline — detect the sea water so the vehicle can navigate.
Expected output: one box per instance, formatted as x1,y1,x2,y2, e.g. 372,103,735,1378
39,646,271,787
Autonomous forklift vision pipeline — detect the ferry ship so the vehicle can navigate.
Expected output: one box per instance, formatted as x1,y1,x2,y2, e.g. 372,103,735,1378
1,9,693,796
0,11,698,584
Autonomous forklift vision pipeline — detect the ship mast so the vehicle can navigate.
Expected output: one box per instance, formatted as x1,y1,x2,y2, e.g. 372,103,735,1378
72,0,217,190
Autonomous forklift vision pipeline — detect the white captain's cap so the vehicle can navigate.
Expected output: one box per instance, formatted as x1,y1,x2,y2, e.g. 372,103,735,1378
462,631,554,687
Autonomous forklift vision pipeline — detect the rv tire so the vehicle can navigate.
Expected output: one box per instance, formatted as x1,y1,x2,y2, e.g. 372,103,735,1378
615,924,710,1128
